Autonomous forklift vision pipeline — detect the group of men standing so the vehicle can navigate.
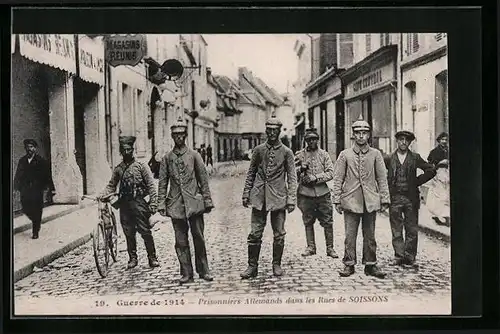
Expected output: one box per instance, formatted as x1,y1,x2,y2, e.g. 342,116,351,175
14,111,446,285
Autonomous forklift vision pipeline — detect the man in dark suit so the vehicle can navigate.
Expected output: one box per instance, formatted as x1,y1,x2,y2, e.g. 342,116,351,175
385,131,436,268
14,139,55,239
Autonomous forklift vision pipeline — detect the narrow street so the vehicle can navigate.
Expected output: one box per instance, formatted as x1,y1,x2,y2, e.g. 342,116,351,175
14,172,451,314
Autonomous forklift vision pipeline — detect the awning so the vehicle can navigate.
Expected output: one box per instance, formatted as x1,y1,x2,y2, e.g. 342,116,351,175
78,35,105,85
19,34,76,73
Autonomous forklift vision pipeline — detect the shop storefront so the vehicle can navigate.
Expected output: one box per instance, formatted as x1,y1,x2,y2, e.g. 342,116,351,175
340,45,397,154
12,34,82,211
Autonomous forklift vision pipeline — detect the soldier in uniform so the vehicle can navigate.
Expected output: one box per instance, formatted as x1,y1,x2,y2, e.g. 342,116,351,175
14,139,56,239
100,136,160,269
241,115,298,279
332,115,390,279
157,117,215,285
295,127,338,258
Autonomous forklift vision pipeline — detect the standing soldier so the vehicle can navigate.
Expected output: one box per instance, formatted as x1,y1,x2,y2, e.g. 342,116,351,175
332,115,390,279
386,130,436,268
157,116,215,285
240,115,297,279
14,139,56,239
100,136,160,269
295,127,338,258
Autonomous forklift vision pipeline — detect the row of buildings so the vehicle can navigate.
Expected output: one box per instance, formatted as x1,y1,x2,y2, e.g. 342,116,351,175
11,34,293,213
291,33,448,162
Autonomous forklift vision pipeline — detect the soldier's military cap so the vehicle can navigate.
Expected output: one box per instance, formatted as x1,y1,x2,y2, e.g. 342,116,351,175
119,136,136,147
171,116,188,133
351,114,371,132
23,138,38,147
265,115,283,129
395,130,416,142
304,127,320,139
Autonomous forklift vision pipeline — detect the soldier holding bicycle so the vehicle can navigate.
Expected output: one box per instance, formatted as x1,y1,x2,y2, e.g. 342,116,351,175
100,136,160,269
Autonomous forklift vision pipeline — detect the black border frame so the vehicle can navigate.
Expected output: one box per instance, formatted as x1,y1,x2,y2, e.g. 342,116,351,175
3,3,497,332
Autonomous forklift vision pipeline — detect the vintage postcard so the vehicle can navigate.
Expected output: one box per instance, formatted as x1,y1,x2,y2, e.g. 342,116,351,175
11,30,451,316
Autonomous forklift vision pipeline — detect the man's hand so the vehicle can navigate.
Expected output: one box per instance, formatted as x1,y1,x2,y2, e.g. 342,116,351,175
379,203,390,213
242,198,250,208
286,204,295,213
158,209,167,217
335,204,343,214
302,175,317,185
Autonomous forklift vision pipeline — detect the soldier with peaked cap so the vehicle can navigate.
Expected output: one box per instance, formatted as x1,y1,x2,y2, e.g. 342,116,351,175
331,115,390,279
294,127,338,259
100,135,160,269
241,115,298,279
385,130,436,268
14,139,56,239
157,116,215,285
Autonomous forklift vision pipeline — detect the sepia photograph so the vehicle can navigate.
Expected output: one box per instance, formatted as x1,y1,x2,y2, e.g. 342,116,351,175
11,31,451,316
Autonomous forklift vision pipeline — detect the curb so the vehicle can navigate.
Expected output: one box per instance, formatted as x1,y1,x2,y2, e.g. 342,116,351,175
13,233,93,283
13,202,94,235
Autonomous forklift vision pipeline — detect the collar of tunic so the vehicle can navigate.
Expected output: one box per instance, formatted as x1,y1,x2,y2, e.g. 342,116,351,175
265,141,282,150
173,146,188,156
352,144,370,154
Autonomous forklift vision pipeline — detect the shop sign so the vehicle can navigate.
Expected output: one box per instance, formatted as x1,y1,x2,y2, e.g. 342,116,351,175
105,34,145,67
346,62,395,99
78,35,105,85
18,34,76,73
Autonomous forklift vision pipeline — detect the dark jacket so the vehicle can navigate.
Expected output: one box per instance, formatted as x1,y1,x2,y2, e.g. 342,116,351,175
14,154,55,195
385,150,436,208
427,145,449,166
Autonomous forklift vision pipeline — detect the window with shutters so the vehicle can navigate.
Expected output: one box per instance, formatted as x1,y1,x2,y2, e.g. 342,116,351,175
435,33,447,41
406,33,420,55
365,34,372,54
380,33,391,47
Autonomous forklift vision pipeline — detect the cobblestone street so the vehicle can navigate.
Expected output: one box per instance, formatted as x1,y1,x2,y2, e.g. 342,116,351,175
14,173,451,315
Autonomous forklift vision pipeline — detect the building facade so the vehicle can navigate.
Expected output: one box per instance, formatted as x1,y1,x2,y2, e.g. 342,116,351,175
12,34,110,213
400,33,448,159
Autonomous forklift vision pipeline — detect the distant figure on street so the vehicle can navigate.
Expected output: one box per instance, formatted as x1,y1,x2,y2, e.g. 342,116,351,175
332,115,390,279
14,139,56,239
295,127,338,259
385,131,436,268
200,144,207,164
100,136,160,270
241,115,297,279
157,116,215,285
426,132,450,226
280,128,291,148
206,144,214,166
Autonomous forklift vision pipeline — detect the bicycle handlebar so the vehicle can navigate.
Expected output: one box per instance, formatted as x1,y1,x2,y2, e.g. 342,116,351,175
81,193,118,201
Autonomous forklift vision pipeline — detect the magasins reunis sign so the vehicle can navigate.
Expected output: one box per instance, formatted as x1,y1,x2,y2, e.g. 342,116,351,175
105,34,145,67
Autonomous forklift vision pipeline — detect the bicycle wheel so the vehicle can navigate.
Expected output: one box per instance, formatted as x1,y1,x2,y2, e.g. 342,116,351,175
93,224,109,278
109,211,119,263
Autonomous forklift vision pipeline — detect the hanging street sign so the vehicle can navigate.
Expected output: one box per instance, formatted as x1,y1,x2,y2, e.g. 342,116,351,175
105,34,145,67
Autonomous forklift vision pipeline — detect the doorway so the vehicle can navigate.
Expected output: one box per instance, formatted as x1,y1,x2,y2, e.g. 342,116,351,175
335,100,345,157
435,70,448,136
73,77,99,195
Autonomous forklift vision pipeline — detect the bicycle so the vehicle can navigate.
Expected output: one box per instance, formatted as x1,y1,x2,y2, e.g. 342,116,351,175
81,193,119,278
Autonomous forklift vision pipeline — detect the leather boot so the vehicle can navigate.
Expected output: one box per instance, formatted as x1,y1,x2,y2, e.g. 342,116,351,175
339,265,355,277
240,244,261,279
175,247,194,285
272,242,284,277
32,221,41,239
324,226,339,258
364,265,387,279
143,235,160,268
125,235,138,269
301,225,316,257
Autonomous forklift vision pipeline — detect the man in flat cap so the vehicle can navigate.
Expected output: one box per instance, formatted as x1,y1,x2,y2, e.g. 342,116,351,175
14,139,56,239
241,115,297,279
385,130,436,268
332,115,390,279
100,135,160,269
157,116,214,285
295,127,338,259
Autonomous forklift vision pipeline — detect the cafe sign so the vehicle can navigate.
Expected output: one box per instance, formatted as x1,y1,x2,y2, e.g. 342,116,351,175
18,34,76,73
105,34,145,67
346,62,395,99
78,35,105,85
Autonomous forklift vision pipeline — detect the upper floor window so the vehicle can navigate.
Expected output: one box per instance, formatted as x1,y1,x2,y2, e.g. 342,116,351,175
435,33,447,42
380,33,391,47
406,33,420,55
365,34,372,54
